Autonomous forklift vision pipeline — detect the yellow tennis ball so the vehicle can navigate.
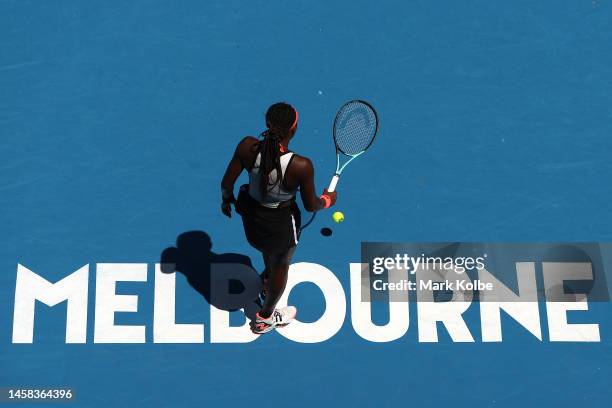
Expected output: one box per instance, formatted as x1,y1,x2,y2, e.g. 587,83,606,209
332,211,345,223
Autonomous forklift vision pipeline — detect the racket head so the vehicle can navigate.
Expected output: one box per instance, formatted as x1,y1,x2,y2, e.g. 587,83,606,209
332,100,379,156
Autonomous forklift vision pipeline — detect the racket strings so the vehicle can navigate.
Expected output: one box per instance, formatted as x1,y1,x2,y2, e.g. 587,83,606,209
334,101,377,156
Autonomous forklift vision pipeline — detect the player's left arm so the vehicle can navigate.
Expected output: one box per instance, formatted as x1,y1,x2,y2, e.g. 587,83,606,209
220,139,247,218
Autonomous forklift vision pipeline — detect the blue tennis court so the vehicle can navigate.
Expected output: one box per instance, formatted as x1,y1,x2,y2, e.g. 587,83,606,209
1,1,611,406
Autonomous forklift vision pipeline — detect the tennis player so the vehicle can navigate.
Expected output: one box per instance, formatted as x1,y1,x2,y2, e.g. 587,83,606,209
221,102,337,334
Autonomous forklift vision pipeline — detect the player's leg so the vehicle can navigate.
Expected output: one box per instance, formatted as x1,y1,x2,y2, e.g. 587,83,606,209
259,256,270,302
252,247,297,333
260,246,295,316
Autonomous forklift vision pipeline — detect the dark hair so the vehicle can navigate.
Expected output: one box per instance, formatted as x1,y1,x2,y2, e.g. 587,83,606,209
258,102,298,199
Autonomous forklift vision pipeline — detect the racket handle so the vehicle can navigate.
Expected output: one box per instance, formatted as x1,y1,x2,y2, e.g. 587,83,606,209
328,174,340,192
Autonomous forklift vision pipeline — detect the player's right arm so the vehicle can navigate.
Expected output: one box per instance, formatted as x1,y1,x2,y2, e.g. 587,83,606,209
293,156,337,212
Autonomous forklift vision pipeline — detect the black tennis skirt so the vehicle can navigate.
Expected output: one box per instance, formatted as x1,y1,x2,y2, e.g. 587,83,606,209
235,185,301,254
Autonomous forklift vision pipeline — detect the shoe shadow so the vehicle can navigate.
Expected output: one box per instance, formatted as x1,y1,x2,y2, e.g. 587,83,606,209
160,230,262,320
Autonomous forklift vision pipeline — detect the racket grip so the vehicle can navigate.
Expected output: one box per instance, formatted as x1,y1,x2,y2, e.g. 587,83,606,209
328,175,340,192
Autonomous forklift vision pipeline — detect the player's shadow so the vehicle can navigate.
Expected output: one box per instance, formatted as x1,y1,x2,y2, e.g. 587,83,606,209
160,230,262,320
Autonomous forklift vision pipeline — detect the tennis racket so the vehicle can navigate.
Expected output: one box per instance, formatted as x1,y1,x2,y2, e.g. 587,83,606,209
327,100,379,192
301,100,379,231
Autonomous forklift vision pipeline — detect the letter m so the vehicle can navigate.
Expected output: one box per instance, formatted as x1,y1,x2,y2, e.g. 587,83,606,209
13,264,89,343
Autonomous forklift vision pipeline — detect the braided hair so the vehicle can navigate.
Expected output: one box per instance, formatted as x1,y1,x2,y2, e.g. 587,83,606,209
258,102,298,199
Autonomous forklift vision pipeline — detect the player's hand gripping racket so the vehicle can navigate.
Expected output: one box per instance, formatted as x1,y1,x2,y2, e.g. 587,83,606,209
327,100,379,192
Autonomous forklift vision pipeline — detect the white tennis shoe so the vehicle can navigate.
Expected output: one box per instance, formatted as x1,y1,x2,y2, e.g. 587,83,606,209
251,306,297,334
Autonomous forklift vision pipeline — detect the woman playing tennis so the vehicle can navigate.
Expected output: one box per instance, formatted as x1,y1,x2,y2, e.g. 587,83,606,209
221,102,336,334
